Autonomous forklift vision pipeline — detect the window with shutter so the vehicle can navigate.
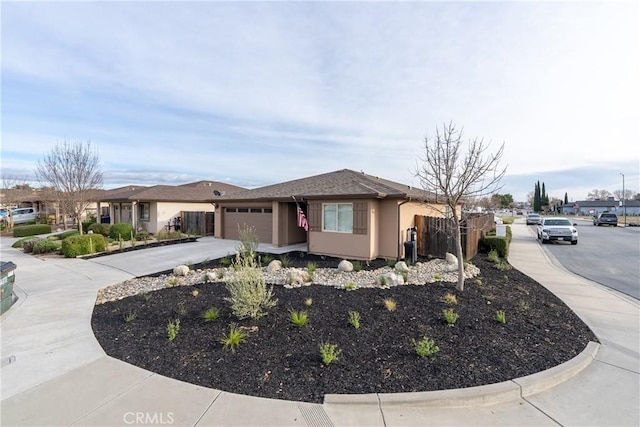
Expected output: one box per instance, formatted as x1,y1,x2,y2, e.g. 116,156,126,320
353,202,368,234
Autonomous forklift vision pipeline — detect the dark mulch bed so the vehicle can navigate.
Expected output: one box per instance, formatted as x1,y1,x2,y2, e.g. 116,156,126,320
91,253,597,403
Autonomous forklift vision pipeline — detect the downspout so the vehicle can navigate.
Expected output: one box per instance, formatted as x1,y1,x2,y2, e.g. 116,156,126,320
397,198,411,260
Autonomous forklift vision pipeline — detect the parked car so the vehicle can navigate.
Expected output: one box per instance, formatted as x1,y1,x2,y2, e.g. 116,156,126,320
10,208,37,225
537,217,578,245
593,213,618,227
526,213,542,225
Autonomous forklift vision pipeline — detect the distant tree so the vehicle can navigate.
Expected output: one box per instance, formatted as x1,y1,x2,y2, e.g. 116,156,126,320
533,181,541,212
613,189,635,201
587,189,612,200
35,140,103,235
497,193,513,207
526,191,534,206
634,193,640,201
415,122,506,291
541,182,549,208
564,192,569,205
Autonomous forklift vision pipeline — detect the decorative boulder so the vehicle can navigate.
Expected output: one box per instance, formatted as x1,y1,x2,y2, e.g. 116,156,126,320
394,261,409,273
205,271,218,282
445,252,458,265
338,260,354,272
286,269,311,286
173,265,190,276
377,272,404,287
266,260,282,273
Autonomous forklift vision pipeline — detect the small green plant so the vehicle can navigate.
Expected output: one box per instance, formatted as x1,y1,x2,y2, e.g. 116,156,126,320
344,282,356,291
319,342,342,365
217,270,225,279
433,273,442,281
306,261,317,273
280,254,291,268
167,278,178,287
474,279,483,286
175,303,187,316
443,308,459,325
487,249,500,263
289,309,309,327
202,307,220,322
495,262,512,271
496,310,507,324
348,310,361,329
383,298,397,312
219,256,232,267
386,259,396,268
441,293,458,305
412,336,440,357
352,260,363,272
220,323,246,353
261,254,274,265
200,258,211,268
167,319,180,341
123,311,137,323
140,291,151,302
304,298,313,307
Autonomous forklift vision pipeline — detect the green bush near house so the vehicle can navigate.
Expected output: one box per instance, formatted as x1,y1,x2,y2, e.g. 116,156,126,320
13,224,52,238
109,223,135,240
480,236,509,258
55,230,80,240
88,223,110,237
12,236,41,249
62,234,107,258
22,238,44,253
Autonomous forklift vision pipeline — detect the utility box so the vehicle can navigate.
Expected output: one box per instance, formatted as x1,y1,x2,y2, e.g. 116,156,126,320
496,225,507,237
1,261,17,315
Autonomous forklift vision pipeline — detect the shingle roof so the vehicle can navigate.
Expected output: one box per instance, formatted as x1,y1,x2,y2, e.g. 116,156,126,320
561,199,640,208
215,169,436,202
101,181,245,202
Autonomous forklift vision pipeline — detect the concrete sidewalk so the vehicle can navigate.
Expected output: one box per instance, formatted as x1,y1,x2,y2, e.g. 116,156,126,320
1,226,638,426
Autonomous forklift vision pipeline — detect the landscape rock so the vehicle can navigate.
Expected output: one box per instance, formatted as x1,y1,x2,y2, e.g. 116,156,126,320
338,260,353,272
286,269,311,285
173,265,190,276
377,272,405,287
205,271,218,282
266,260,282,273
445,252,458,265
394,261,409,273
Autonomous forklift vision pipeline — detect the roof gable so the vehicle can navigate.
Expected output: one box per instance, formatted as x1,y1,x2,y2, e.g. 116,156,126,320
101,181,245,202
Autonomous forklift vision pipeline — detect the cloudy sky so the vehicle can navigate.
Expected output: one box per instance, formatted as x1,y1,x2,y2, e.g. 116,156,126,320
2,1,638,203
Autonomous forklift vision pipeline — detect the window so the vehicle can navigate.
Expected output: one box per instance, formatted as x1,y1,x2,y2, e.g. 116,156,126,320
138,203,150,221
323,203,353,233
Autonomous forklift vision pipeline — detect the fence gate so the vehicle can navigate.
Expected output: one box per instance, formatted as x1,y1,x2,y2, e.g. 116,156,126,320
415,213,495,260
181,211,214,236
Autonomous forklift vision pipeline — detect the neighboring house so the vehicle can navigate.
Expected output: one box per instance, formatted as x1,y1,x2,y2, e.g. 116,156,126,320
100,181,245,235
559,199,640,216
213,169,461,261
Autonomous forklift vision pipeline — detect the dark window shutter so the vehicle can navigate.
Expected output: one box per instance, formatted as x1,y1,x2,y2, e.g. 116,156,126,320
308,202,321,231
353,202,368,235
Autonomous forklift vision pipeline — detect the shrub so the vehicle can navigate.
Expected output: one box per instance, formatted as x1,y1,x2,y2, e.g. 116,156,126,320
61,234,107,257
280,254,291,268
441,293,458,305
480,236,509,258
237,224,259,260
12,236,41,249
13,224,52,238
81,221,96,234
224,254,278,320
22,237,44,253
167,319,180,341
56,230,80,240
261,254,274,265
348,310,361,329
202,307,220,322
352,260,363,272
487,249,500,263
109,222,135,240
496,310,507,324
220,323,246,352
33,239,61,254
219,256,232,267
443,308,459,325
383,298,397,312
412,336,440,357
88,223,110,237
319,342,342,365
495,261,513,271
289,309,308,327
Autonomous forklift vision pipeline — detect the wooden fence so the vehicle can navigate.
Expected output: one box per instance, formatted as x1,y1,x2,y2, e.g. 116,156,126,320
415,213,495,260
181,211,214,236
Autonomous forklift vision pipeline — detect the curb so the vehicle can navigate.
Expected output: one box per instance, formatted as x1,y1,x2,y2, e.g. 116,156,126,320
323,341,599,408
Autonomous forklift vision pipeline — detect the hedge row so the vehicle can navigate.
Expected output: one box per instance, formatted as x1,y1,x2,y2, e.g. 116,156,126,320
13,224,52,237
479,225,512,258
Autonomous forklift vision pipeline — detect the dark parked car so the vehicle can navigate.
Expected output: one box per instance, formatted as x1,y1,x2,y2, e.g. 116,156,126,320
593,213,618,227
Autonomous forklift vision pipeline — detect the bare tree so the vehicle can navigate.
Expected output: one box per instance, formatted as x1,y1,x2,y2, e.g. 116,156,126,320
613,189,635,201
586,189,612,200
35,140,103,234
415,122,506,291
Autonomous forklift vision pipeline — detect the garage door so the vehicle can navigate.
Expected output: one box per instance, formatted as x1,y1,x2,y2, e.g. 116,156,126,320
223,208,273,244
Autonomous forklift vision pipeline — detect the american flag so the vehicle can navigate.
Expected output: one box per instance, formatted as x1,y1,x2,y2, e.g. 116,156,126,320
296,202,309,231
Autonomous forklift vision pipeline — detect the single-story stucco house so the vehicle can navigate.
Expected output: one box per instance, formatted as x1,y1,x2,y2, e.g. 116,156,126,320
559,199,640,217
99,180,245,234
212,169,460,261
